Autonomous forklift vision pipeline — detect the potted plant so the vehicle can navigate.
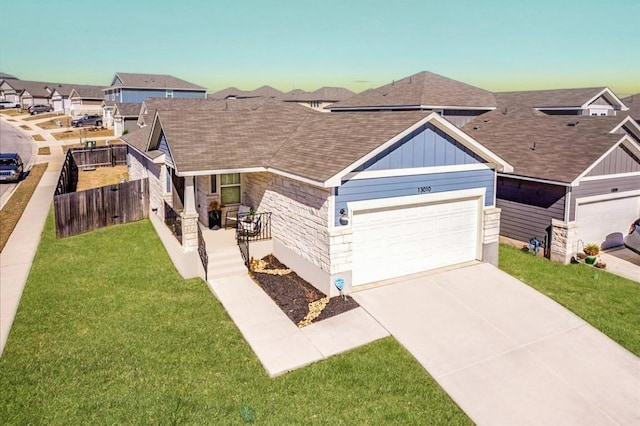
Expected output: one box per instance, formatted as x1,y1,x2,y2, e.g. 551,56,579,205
583,243,600,265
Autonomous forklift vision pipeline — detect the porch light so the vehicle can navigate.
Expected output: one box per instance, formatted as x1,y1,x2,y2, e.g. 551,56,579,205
339,208,349,225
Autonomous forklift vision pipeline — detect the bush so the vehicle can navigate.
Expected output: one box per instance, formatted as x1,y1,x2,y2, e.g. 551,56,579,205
583,243,600,256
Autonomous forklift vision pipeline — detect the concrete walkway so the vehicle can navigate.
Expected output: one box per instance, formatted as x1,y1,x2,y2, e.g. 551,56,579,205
0,113,87,356
207,274,389,377
352,263,640,425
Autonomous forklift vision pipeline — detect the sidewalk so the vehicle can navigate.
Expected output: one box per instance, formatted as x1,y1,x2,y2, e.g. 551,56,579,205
0,113,78,356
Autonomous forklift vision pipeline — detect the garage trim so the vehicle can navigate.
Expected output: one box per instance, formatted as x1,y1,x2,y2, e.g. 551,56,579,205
574,189,640,205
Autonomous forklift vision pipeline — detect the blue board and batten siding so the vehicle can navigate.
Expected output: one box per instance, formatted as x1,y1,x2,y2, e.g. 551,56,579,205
104,89,206,103
157,132,175,168
334,124,494,226
355,123,485,171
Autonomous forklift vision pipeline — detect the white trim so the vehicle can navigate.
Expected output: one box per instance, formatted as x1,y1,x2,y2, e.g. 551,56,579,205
580,171,640,182
571,134,636,184
178,167,266,177
344,163,491,181
583,87,628,111
269,167,327,188
575,189,640,205
611,115,640,137
328,188,336,230
329,105,496,111
564,187,571,222
325,113,512,187
346,187,485,217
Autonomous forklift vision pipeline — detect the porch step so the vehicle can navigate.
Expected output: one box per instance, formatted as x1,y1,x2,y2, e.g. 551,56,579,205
207,248,248,280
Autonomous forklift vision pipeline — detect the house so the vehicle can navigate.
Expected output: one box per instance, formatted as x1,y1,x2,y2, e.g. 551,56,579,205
463,109,640,262
0,72,18,80
68,85,105,116
2,80,52,108
112,102,142,136
122,98,511,295
495,87,629,117
280,87,355,112
103,72,207,103
208,85,283,99
622,94,639,122
47,83,75,113
327,71,497,127
0,79,22,105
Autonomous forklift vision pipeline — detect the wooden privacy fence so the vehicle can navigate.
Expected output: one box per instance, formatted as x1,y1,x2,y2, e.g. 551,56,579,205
71,145,127,168
54,179,150,238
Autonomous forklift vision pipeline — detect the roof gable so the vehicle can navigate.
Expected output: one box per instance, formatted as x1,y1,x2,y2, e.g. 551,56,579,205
329,71,497,110
496,87,628,112
110,72,206,91
584,141,640,177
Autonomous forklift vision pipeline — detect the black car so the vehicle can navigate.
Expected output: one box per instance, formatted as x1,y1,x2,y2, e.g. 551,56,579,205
28,104,53,114
72,114,103,127
0,153,24,183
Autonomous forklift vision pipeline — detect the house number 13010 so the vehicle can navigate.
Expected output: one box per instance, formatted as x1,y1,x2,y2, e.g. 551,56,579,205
418,186,432,193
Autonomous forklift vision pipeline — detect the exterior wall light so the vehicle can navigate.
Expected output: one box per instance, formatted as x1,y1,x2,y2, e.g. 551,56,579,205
339,208,349,225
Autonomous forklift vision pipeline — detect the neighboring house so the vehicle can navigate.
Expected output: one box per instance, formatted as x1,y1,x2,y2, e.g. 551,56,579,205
104,72,207,103
0,79,21,105
47,83,75,113
208,85,283,99
280,87,355,112
8,80,52,108
69,85,105,116
327,71,497,127
622,94,639,123
123,98,511,295
0,72,18,80
112,102,142,137
463,109,640,261
495,87,629,116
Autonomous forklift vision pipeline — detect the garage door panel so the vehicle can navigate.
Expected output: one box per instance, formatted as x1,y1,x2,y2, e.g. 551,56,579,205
352,197,480,286
577,195,640,249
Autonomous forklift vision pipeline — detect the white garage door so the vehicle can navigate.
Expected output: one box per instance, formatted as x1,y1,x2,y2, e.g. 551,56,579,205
52,99,63,112
352,197,480,286
576,194,640,249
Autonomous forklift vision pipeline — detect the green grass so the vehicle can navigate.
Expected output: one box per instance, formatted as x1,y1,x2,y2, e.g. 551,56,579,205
0,215,470,425
499,244,640,356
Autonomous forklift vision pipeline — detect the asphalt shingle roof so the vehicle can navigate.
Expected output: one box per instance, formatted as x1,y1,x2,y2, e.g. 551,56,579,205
208,85,283,99
126,98,432,183
114,102,142,117
495,87,610,109
328,71,497,110
462,108,633,183
111,72,206,90
280,87,355,102
622,94,640,120
71,84,106,99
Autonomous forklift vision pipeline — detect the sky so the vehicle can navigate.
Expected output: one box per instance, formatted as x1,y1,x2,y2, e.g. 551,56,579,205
1,0,639,96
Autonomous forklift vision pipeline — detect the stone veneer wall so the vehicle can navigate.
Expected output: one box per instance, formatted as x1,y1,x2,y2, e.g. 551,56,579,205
550,219,578,264
243,173,331,272
482,207,501,266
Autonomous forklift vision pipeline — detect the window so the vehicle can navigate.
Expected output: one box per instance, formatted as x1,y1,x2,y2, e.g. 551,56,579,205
220,173,241,204
166,89,173,98
210,175,217,194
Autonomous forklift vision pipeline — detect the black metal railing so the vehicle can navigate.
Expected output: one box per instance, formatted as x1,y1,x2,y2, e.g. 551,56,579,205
235,212,272,269
197,224,208,280
164,201,182,243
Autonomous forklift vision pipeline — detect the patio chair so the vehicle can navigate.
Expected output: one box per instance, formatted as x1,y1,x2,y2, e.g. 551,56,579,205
225,205,251,228
237,214,262,237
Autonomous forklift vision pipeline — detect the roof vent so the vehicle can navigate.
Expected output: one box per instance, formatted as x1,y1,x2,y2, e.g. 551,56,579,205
473,125,480,130
567,121,579,126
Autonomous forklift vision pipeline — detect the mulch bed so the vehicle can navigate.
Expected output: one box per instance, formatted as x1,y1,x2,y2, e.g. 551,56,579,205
250,255,359,327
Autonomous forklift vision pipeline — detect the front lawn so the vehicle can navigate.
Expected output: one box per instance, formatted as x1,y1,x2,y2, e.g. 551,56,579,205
499,244,640,356
0,216,470,425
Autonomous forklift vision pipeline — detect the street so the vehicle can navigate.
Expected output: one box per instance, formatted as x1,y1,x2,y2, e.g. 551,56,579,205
0,119,34,201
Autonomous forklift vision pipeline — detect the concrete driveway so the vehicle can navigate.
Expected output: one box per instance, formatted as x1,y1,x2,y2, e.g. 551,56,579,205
352,263,640,425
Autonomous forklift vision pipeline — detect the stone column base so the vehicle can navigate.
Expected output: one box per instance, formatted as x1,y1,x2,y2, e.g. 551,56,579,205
181,212,199,252
550,219,578,264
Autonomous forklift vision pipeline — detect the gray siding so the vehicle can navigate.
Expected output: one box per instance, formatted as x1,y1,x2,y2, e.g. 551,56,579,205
335,168,495,226
157,132,174,168
120,89,206,103
496,177,566,243
442,110,487,127
586,144,640,177
569,175,640,220
355,123,485,172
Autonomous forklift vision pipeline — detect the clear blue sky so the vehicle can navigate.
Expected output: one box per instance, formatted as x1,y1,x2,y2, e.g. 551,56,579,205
1,0,639,96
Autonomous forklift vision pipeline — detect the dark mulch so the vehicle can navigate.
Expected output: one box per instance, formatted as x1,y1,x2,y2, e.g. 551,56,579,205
251,255,359,326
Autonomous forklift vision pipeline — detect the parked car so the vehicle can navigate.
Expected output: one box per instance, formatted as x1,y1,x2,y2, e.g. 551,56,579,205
0,153,24,183
28,104,52,115
0,100,20,109
72,115,103,127
624,218,640,254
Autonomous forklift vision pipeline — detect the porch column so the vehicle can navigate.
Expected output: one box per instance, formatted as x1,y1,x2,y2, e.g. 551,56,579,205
183,176,197,214
181,176,199,252
550,219,578,264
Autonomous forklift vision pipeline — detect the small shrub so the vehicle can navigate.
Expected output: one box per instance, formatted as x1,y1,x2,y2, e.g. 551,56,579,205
583,243,600,256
